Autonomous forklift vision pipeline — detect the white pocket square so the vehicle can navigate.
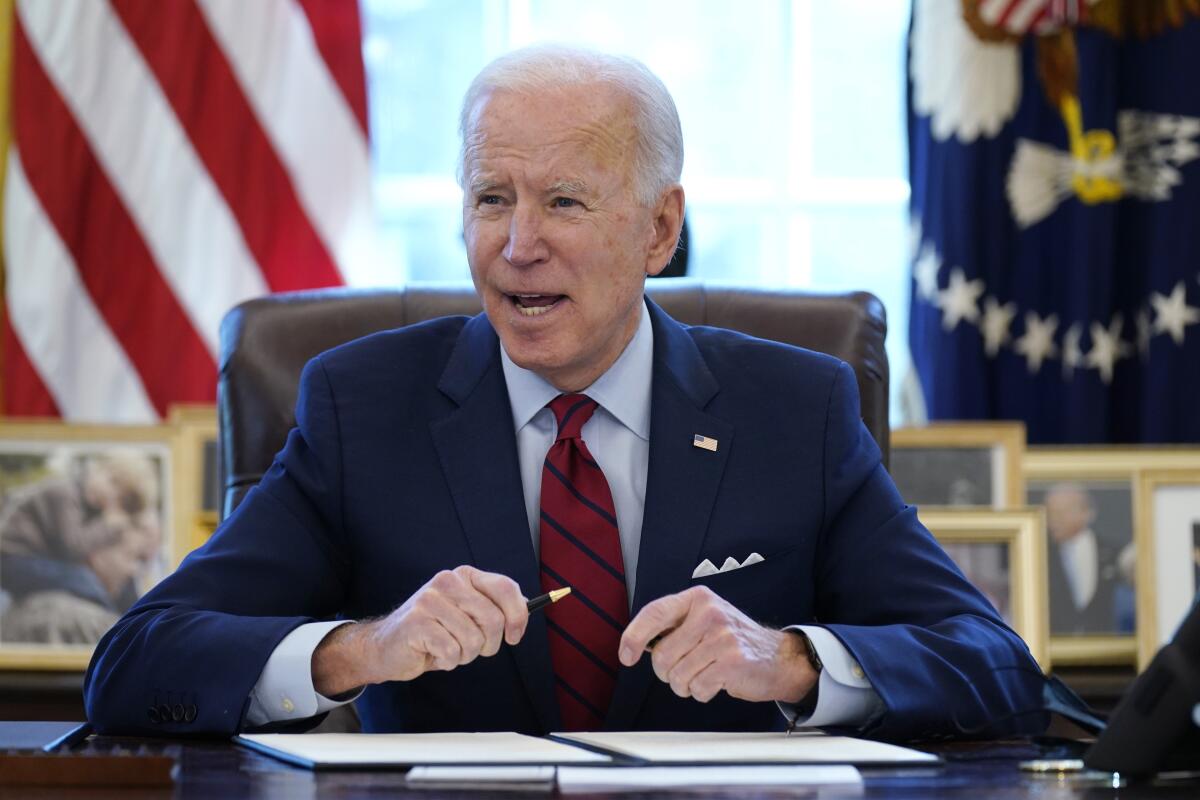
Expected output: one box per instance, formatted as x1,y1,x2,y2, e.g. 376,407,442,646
691,552,765,579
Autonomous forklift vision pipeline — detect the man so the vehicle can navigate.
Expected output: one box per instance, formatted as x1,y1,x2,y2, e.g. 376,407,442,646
85,46,1044,740
1044,482,1122,634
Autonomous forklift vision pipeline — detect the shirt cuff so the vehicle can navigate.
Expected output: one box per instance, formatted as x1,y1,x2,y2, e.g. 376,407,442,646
776,625,883,729
245,620,363,726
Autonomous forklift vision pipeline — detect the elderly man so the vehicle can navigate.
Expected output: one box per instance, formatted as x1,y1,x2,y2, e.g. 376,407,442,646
1044,482,1122,634
86,46,1043,740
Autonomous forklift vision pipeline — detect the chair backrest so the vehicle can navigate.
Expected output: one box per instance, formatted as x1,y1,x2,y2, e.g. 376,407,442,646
217,280,889,518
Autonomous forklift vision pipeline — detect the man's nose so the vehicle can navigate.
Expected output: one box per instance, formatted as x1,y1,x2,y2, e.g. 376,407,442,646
503,205,549,266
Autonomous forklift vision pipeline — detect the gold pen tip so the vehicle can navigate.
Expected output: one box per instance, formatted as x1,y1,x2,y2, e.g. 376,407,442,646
549,587,572,603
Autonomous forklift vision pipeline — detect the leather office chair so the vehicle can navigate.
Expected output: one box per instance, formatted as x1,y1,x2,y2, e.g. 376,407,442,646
217,280,889,520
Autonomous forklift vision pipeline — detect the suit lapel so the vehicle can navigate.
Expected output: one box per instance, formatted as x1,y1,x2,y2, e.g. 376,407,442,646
429,314,561,732
606,301,733,730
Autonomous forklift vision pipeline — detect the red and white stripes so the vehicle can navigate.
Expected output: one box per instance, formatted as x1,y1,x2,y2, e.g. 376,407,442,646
3,0,373,422
975,0,1094,35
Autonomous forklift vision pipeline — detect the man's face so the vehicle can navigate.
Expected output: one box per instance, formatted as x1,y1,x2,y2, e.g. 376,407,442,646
462,84,677,391
1045,485,1094,543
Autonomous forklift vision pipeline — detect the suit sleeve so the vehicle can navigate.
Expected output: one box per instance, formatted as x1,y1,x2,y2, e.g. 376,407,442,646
83,356,352,736
814,361,1045,741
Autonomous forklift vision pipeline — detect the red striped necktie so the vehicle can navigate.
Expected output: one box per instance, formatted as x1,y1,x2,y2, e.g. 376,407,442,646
538,393,629,730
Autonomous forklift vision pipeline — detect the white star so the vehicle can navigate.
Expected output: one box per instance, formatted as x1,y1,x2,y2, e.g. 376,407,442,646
1150,281,1200,345
1014,311,1058,373
1136,308,1152,356
980,298,1017,356
1062,322,1084,378
1085,315,1132,385
935,268,985,331
913,246,942,302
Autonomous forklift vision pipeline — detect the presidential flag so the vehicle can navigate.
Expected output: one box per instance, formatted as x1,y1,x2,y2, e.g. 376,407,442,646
907,0,1200,443
1,0,378,423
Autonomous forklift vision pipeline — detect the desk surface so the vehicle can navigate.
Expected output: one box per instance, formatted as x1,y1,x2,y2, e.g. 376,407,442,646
9,730,1200,798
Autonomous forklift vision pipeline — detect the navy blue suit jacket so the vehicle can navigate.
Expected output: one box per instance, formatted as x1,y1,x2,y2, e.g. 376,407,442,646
85,300,1045,740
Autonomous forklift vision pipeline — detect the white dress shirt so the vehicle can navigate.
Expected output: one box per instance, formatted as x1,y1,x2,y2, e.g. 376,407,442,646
246,303,881,728
1058,528,1099,611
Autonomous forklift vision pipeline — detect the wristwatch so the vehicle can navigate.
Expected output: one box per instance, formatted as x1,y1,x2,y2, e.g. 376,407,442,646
788,631,822,723
798,631,823,676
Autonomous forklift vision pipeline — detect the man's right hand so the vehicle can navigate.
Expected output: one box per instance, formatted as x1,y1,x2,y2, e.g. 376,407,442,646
311,566,528,697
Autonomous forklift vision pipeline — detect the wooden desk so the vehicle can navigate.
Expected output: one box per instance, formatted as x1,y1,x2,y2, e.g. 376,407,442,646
7,728,1199,798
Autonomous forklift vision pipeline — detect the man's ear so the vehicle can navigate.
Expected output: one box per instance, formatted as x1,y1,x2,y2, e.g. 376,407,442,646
644,185,685,277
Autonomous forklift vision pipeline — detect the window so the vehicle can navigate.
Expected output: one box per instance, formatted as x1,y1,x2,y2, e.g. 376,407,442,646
363,0,912,420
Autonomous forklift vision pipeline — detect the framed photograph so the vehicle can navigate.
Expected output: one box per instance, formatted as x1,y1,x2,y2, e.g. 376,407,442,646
919,509,1049,670
168,404,220,551
1135,469,1200,670
1025,447,1200,665
0,422,180,669
890,422,1025,508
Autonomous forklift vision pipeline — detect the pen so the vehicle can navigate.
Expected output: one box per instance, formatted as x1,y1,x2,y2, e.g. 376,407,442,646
43,721,93,752
527,587,571,613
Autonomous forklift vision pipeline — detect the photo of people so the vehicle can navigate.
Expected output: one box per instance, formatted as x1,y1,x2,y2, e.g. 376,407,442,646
0,445,170,647
890,447,995,507
1028,480,1135,637
942,542,1012,625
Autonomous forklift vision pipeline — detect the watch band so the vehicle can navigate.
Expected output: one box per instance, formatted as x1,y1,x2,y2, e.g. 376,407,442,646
787,631,822,729
800,630,823,675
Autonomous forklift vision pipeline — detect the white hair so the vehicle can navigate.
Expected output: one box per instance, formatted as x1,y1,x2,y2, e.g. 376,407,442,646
458,44,684,205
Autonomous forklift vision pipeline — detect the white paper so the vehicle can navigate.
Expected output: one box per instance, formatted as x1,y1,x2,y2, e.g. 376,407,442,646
554,731,938,765
237,732,611,767
407,765,555,789
558,765,862,792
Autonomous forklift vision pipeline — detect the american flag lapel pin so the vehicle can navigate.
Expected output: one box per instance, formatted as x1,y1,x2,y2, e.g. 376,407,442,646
693,434,718,452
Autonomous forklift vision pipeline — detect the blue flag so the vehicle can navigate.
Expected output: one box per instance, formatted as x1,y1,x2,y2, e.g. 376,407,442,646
907,0,1200,443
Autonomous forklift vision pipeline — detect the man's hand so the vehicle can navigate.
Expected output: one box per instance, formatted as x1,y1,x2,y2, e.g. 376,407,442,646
312,566,528,697
618,586,818,705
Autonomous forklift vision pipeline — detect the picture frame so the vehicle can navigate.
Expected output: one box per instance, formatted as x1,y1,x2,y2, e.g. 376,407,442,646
0,421,180,669
919,509,1050,671
168,404,220,552
1134,469,1200,671
890,422,1026,509
1025,447,1200,666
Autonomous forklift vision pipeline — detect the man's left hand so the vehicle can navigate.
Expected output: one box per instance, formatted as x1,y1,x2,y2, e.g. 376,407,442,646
618,586,818,704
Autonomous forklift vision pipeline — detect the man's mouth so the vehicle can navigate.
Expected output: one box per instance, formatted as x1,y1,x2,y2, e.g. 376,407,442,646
509,293,565,316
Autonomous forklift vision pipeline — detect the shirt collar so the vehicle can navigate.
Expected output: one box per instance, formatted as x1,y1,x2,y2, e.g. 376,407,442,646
500,301,653,440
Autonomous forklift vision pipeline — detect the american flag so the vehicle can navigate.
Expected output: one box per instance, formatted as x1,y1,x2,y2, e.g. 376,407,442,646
3,0,377,422
974,0,1092,35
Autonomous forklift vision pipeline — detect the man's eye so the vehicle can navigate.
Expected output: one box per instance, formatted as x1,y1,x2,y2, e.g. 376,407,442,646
553,197,578,208
479,195,502,206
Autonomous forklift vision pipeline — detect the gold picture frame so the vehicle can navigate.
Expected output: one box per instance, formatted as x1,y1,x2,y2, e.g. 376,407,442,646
919,509,1050,671
1025,447,1200,666
168,404,220,552
1134,469,1200,671
891,422,1026,508
0,421,182,670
